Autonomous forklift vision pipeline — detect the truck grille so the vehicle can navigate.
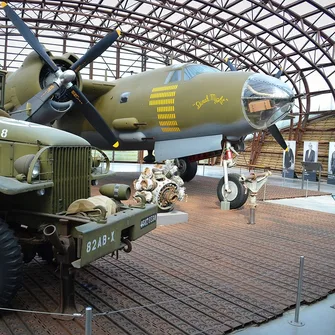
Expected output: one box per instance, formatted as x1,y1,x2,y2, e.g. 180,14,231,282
52,146,91,213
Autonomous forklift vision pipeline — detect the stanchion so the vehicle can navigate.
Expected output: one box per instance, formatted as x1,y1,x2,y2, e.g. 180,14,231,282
249,207,255,224
85,307,93,335
263,182,267,201
289,256,305,327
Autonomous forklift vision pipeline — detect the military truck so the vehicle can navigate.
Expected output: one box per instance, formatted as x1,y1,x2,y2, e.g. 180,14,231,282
0,71,157,312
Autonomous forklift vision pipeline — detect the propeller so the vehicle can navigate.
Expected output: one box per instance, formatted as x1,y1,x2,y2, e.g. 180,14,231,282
1,2,58,72
268,124,287,150
224,58,237,71
25,83,60,120
274,67,283,79
1,2,120,148
70,30,121,73
68,85,119,147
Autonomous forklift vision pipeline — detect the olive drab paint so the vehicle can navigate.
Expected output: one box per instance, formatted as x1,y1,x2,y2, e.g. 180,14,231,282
4,57,294,160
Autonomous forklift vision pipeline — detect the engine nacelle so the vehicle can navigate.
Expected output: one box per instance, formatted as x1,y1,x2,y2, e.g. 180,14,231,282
4,50,82,115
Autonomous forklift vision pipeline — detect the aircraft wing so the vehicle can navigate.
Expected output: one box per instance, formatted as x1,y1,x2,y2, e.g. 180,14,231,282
154,135,223,161
82,79,115,101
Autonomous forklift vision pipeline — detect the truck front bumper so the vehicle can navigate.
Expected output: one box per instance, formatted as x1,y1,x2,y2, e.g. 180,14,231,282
71,204,157,268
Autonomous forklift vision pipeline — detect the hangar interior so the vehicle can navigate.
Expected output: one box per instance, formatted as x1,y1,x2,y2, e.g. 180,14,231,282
0,1,335,335
1,0,333,175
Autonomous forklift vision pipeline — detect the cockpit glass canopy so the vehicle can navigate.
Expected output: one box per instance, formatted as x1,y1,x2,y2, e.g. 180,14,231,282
242,73,294,129
184,64,220,80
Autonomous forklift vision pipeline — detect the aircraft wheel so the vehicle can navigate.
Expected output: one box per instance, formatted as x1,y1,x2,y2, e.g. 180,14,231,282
143,150,156,163
177,157,197,182
0,220,23,306
217,173,249,209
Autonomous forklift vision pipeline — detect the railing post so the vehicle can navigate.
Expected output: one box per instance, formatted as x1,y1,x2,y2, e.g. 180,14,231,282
85,307,93,335
289,256,305,327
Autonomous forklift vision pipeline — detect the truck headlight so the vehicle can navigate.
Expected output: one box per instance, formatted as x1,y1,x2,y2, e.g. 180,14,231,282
14,154,41,179
31,160,41,178
92,156,101,168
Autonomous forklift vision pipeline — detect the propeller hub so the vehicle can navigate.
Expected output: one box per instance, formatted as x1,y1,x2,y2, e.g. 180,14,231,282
60,69,76,84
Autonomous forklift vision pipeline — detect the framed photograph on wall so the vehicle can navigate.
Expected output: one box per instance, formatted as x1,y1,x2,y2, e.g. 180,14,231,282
282,140,296,178
302,141,319,181
303,141,318,163
327,142,335,185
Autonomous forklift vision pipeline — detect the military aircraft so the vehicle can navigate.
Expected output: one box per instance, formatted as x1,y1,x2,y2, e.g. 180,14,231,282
1,2,294,209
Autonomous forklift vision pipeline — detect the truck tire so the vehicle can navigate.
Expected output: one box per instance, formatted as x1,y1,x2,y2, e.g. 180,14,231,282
37,243,55,264
217,173,249,209
177,157,197,182
0,221,23,306
22,244,37,263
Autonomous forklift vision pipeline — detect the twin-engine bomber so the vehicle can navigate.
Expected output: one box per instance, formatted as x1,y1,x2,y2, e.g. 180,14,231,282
0,114,157,315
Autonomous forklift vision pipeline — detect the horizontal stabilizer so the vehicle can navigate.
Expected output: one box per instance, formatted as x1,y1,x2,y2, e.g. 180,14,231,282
154,135,222,160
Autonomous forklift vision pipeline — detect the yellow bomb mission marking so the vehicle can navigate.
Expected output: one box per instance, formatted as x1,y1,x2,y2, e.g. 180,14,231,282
152,85,178,92
150,85,180,132
193,94,228,110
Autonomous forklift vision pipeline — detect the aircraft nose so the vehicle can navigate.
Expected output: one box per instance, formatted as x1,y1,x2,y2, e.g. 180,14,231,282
241,73,294,130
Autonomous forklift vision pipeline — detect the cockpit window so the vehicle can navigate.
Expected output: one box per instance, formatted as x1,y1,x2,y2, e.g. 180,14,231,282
166,70,181,83
184,64,220,80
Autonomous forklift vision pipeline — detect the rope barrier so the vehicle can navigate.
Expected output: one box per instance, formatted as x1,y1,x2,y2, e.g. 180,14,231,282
0,306,83,318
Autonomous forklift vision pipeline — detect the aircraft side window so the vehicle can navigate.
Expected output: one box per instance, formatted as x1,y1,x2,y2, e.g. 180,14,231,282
120,92,130,103
164,69,183,84
169,70,181,83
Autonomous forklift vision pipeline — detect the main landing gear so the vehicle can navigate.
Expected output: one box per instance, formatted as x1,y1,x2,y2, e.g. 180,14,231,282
175,157,198,182
143,151,198,182
143,150,156,164
217,140,249,209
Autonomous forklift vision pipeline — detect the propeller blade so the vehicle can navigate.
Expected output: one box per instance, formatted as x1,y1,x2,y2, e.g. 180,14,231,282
1,2,58,72
68,85,119,148
23,83,60,123
274,67,283,79
70,30,121,73
268,124,287,150
224,58,237,71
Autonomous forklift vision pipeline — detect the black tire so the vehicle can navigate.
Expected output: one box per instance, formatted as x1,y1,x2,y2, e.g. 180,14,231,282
0,221,23,306
217,173,249,209
37,243,55,264
177,157,197,182
21,244,37,263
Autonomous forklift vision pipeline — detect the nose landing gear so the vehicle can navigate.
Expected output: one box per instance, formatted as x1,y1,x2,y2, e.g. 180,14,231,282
216,140,249,209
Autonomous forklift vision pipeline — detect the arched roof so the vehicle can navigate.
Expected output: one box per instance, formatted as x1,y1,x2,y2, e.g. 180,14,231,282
0,0,334,126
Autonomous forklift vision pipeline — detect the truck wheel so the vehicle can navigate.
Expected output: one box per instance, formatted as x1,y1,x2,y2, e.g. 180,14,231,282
217,173,249,209
37,243,55,264
22,244,37,263
177,157,197,182
0,221,23,306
